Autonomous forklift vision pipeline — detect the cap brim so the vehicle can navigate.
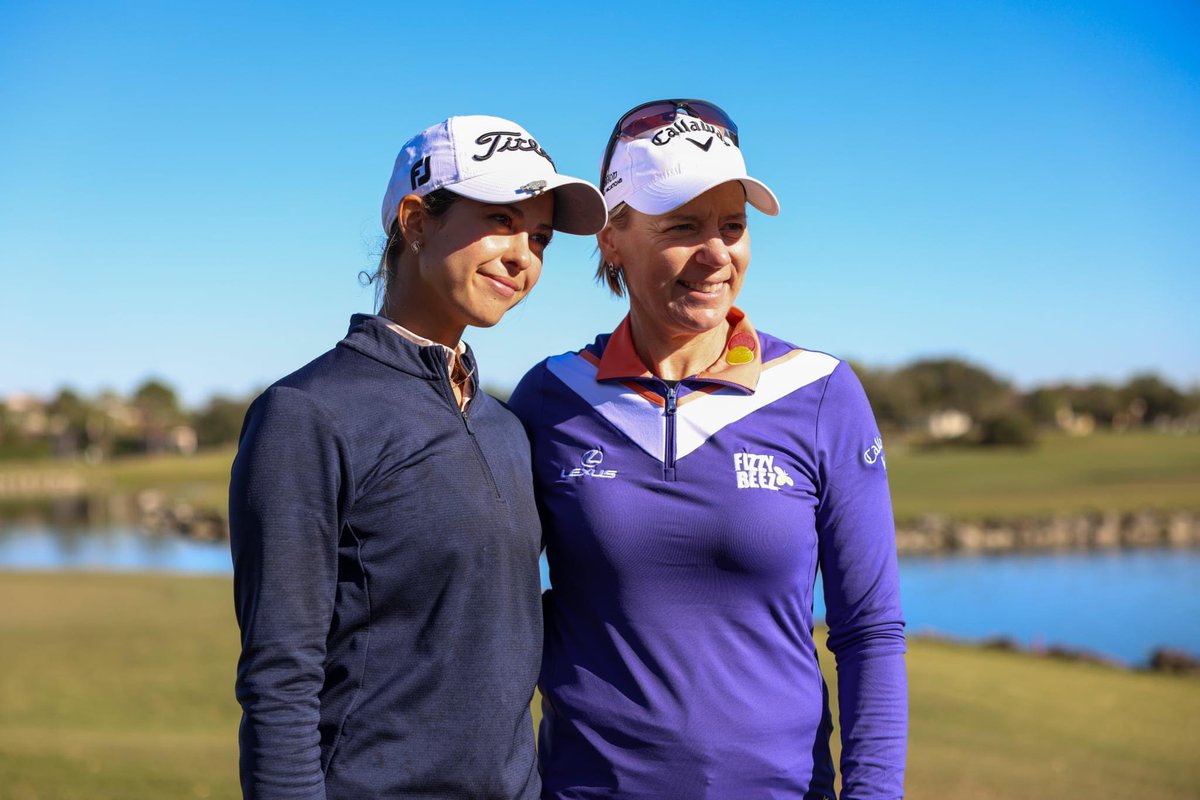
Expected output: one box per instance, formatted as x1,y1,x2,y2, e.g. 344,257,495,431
546,178,609,235
740,178,781,216
446,172,607,235
625,174,780,217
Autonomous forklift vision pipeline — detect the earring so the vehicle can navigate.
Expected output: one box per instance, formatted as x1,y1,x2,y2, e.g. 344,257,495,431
606,262,621,277
411,241,422,254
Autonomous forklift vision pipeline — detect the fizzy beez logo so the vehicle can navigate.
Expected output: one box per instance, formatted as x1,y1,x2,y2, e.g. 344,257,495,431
561,449,617,480
474,131,555,166
733,452,794,490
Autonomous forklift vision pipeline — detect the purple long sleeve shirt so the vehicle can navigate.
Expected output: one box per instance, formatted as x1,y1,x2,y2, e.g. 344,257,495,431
509,310,907,799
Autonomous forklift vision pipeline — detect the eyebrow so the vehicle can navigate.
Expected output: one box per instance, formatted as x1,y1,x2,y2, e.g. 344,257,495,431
662,210,746,224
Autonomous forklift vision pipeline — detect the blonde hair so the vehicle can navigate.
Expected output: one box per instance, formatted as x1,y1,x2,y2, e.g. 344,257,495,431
593,203,632,297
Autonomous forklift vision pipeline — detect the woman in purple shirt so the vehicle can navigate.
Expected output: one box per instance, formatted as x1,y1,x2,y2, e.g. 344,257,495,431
510,100,907,799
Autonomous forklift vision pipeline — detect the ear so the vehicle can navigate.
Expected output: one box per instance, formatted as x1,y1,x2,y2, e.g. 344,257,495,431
596,223,622,266
396,194,429,245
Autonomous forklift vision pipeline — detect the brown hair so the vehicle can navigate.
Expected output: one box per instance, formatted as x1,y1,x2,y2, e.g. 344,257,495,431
594,202,632,297
363,189,461,312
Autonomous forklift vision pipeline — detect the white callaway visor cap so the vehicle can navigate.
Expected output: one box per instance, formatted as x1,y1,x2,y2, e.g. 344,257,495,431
382,115,607,235
601,117,780,217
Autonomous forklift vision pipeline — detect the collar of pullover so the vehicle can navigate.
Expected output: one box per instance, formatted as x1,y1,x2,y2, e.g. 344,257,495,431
338,313,479,393
595,307,762,393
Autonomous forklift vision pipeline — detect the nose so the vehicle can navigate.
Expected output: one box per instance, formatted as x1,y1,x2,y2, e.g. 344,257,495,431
503,233,533,273
695,231,732,269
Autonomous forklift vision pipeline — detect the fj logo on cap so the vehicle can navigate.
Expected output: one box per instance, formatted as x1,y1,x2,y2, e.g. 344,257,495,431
473,131,555,166
410,156,432,190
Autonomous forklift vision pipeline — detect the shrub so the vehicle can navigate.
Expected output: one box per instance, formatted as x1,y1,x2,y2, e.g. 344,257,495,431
977,411,1037,447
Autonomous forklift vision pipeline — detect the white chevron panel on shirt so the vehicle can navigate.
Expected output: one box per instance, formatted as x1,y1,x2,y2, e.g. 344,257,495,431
546,353,665,461
675,350,839,460
545,349,839,463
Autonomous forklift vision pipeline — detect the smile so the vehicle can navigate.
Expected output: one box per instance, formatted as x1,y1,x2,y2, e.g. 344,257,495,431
481,273,519,298
679,280,726,294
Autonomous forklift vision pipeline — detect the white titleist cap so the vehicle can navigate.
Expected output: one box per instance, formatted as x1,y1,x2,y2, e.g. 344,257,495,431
601,116,779,216
381,115,607,235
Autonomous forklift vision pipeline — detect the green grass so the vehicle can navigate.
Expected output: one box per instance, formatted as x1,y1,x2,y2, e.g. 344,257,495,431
1,573,1197,799
0,573,239,800
102,447,237,502
824,631,1200,800
886,431,1200,521
0,448,237,515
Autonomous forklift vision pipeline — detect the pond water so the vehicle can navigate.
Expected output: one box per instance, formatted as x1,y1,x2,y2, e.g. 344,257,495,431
0,524,232,574
828,549,1200,666
2,524,1196,666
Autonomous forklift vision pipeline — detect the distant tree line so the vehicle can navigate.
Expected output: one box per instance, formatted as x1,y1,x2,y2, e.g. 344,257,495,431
855,359,1200,446
0,379,253,462
2,361,1197,461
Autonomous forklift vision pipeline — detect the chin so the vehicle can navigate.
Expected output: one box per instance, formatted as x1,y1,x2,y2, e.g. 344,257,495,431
463,313,502,330
467,308,513,329
460,298,520,330
674,306,730,332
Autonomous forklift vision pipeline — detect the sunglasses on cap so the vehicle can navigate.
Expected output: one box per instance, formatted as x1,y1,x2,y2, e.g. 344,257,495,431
599,99,739,185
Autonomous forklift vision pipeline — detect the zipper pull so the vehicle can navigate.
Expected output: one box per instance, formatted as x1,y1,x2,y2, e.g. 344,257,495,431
665,384,677,416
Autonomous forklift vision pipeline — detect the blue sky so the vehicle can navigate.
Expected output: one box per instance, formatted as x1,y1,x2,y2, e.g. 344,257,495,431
2,1,1197,405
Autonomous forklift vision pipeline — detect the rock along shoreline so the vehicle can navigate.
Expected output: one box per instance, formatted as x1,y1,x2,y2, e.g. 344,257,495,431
894,509,1200,556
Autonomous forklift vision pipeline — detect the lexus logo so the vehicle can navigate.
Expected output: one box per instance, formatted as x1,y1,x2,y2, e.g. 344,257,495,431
561,448,617,480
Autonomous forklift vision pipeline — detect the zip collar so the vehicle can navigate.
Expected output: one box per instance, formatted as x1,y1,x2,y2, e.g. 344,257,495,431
595,307,762,393
337,313,480,397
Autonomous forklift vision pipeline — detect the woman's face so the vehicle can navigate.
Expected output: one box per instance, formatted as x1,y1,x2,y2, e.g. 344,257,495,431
600,181,748,340
408,193,554,341
604,181,750,341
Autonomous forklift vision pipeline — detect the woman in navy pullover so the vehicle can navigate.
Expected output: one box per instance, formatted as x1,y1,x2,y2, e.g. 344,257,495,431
229,115,605,800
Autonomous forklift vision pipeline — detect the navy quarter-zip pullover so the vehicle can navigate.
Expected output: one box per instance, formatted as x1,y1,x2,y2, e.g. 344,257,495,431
230,314,542,800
